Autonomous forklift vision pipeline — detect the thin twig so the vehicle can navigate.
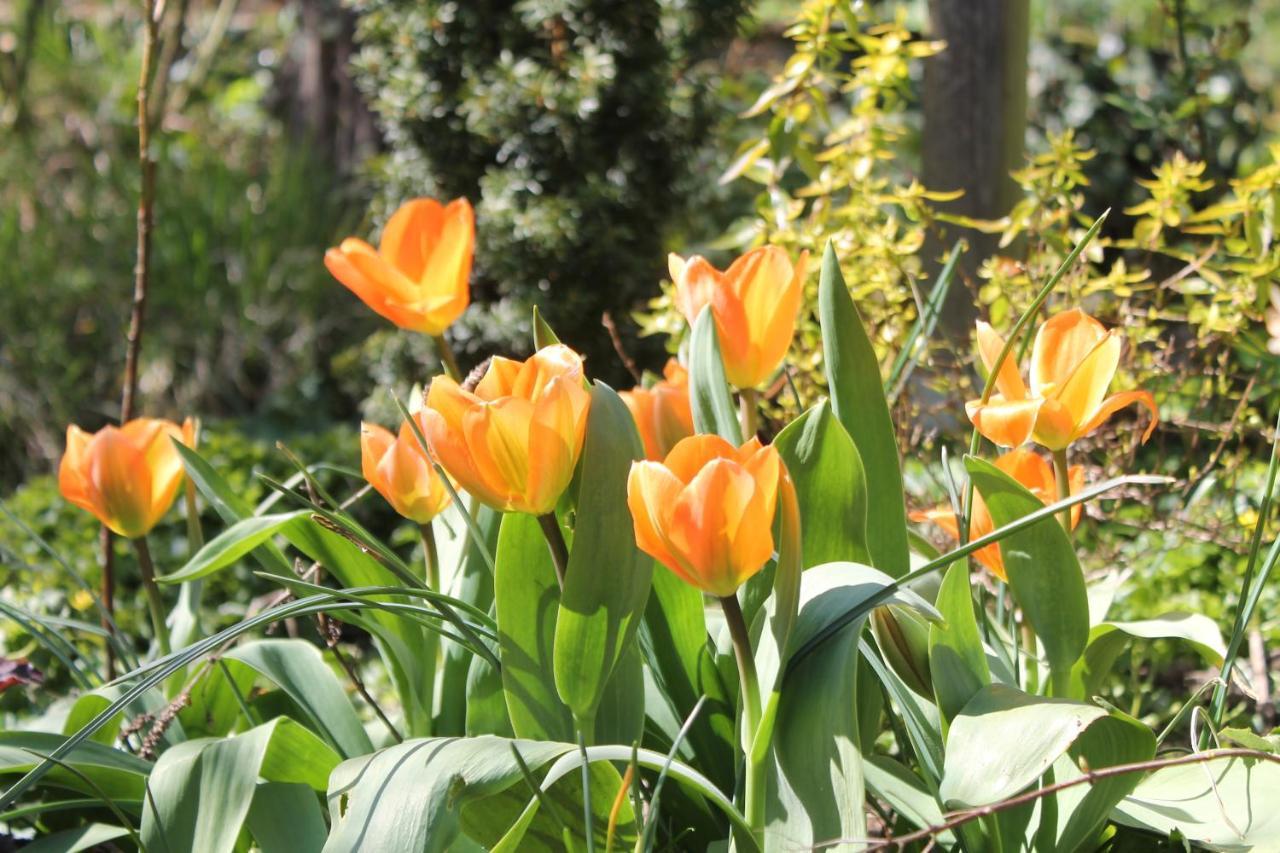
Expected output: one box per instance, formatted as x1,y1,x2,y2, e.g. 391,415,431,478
601,311,642,385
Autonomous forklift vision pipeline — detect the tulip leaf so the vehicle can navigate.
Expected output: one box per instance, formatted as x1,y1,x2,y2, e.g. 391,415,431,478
818,242,909,578
591,642,645,746
689,305,743,444
1076,612,1227,698
0,731,151,802
532,305,562,349
554,381,654,726
495,513,574,742
1051,709,1154,853
928,561,991,724
158,511,307,584
465,642,514,737
245,782,327,853
773,400,871,567
965,455,1089,691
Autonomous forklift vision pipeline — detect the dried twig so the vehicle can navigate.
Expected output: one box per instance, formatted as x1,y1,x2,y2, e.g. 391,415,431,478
601,311,642,385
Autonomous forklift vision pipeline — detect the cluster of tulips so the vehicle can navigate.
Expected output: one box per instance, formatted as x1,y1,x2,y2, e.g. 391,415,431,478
57,196,1159,844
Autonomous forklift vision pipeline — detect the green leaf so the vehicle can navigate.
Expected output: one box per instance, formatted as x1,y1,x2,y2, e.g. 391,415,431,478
928,561,991,723
773,400,871,566
1077,613,1227,697
532,305,562,349
22,824,130,853
141,718,339,853
246,783,326,853
554,382,653,724
818,242,909,577
159,511,306,584
939,684,1108,808
863,755,951,842
592,642,645,745
1113,755,1280,849
494,513,573,741
225,640,373,759
64,684,182,748
436,502,500,737
966,456,1089,690
465,639,513,738
689,305,743,443
1051,710,1155,853
0,732,150,801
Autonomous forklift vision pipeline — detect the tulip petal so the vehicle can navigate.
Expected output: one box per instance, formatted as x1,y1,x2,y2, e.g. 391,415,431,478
620,387,660,461
425,377,481,432
421,408,503,510
87,428,153,538
58,426,98,518
1075,389,1159,444
662,434,738,484
1053,331,1121,430
139,421,189,532
672,255,723,327
475,357,523,401
669,459,772,596
464,398,534,510
714,247,802,389
975,321,1026,401
995,448,1054,500
1068,465,1086,530
965,395,1043,448
379,198,445,281
627,462,697,587
525,375,590,515
1030,309,1107,397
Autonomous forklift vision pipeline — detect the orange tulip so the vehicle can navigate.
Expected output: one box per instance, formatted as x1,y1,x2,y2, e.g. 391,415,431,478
361,419,452,524
669,246,807,389
627,434,783,597
59,418,196,539
324,197,473,335
966,308,1158,450
421,344,591,515
619,359,695,461
910,448,1084,580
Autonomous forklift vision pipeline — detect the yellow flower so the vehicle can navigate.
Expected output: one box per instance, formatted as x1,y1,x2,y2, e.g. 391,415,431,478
59,418,196,539
669,246,807,389
361,418,452,524
627,434,783,597
421,344,591,515
325,197,473,335
966,308,1158,450
619,359,695,461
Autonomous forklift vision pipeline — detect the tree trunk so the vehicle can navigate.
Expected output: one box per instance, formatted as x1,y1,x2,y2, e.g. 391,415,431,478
923,0,1030,339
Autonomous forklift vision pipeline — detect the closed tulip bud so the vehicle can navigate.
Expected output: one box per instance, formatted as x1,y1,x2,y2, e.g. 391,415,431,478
59,418,196,539
361,419,452,524
966,308,1158,451
325,197,473,335
627,434,783,597
872,605,933,698
620,359,695,461
910,448,1084,580
421,344,591,515
669,246,807,390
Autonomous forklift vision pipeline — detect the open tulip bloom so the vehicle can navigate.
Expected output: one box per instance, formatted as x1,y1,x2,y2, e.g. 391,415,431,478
619,358,695,462
59,418,195,540
966,308,1158,451
421,344,591,516
670,246,807,390
361,418,452,525
324,197,473,336
911,447,1084,580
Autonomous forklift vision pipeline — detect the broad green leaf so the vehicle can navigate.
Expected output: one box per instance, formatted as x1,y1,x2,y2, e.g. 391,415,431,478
141,718,340,853
64,684,182,748
1052,710,1155,853
689,305,743,443
1077,612,1227,697
773,400,871,566
592,642,645,745
861,638,945,784
465,637,513,737
640,566,736,789
818,242,909,577
22,824,130,853
1113,755,1280,850
178,658,258,738
554,382,653,725
159,511,306,584
0,732,150,801
494,513,573,741
246,782,327,853
863,755,951,842
225,639,373,759
928,561,991,723
966,456,1089,691
939,684,1108,808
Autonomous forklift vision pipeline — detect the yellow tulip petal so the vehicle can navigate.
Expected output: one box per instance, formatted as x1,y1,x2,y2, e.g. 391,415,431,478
620,387,660,461
965,395,1043,448
1068,465,1086,530
87,428,152,538
1075,389,1159,444
627,461,697,586
669,459,769,596
421,407,504,510
975,321,1026,400
1053,332,1121,430
1029,309,1107,396
58,426,98,518
663,434,738,484
995,447,1054,499
463,398,534,510
672,255,722,326
525,375,590,515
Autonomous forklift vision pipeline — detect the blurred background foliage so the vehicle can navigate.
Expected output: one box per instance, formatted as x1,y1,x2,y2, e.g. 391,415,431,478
2,0,1279,729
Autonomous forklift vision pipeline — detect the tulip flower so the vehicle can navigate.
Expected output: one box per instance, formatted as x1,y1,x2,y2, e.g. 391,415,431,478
619,359,695,461
669,246,807,389
361,419,452,524
421,344,591,516
59,418,196,540
910,448,1084,580
324,197,474,337
966,308,1158,451
627,434,783,597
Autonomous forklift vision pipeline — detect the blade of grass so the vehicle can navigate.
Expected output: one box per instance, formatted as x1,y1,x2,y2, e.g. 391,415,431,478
886,240,963,402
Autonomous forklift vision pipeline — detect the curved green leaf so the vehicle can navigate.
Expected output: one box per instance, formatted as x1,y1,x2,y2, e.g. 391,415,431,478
1077,612,1227,697
159,512,306,584
689,305,743,443
928,561,991,723
0,732,149,801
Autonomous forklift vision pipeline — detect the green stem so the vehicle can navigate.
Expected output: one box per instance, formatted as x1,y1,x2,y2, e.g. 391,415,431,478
132,537,170,657
720,594,764,843
1052,447,1072,534
419,521,442,736
433,334,462,383
738,388,759,440
419,522,441,590
537,513,570,591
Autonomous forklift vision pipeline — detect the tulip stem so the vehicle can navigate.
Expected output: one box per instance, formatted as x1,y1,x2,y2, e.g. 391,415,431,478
537,513,570,591
132,537,170,658
433,334,463,383
1052,448,1072,534
739,388,759,440
719,593,764,843
418,523,440,590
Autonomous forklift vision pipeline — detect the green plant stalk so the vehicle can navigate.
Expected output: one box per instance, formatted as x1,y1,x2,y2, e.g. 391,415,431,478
739,388,759,439
538,513,570,591
433,334,462,382
132,537,170,657
1052,447,1072,533
420,521,442,735
720,594,764,843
